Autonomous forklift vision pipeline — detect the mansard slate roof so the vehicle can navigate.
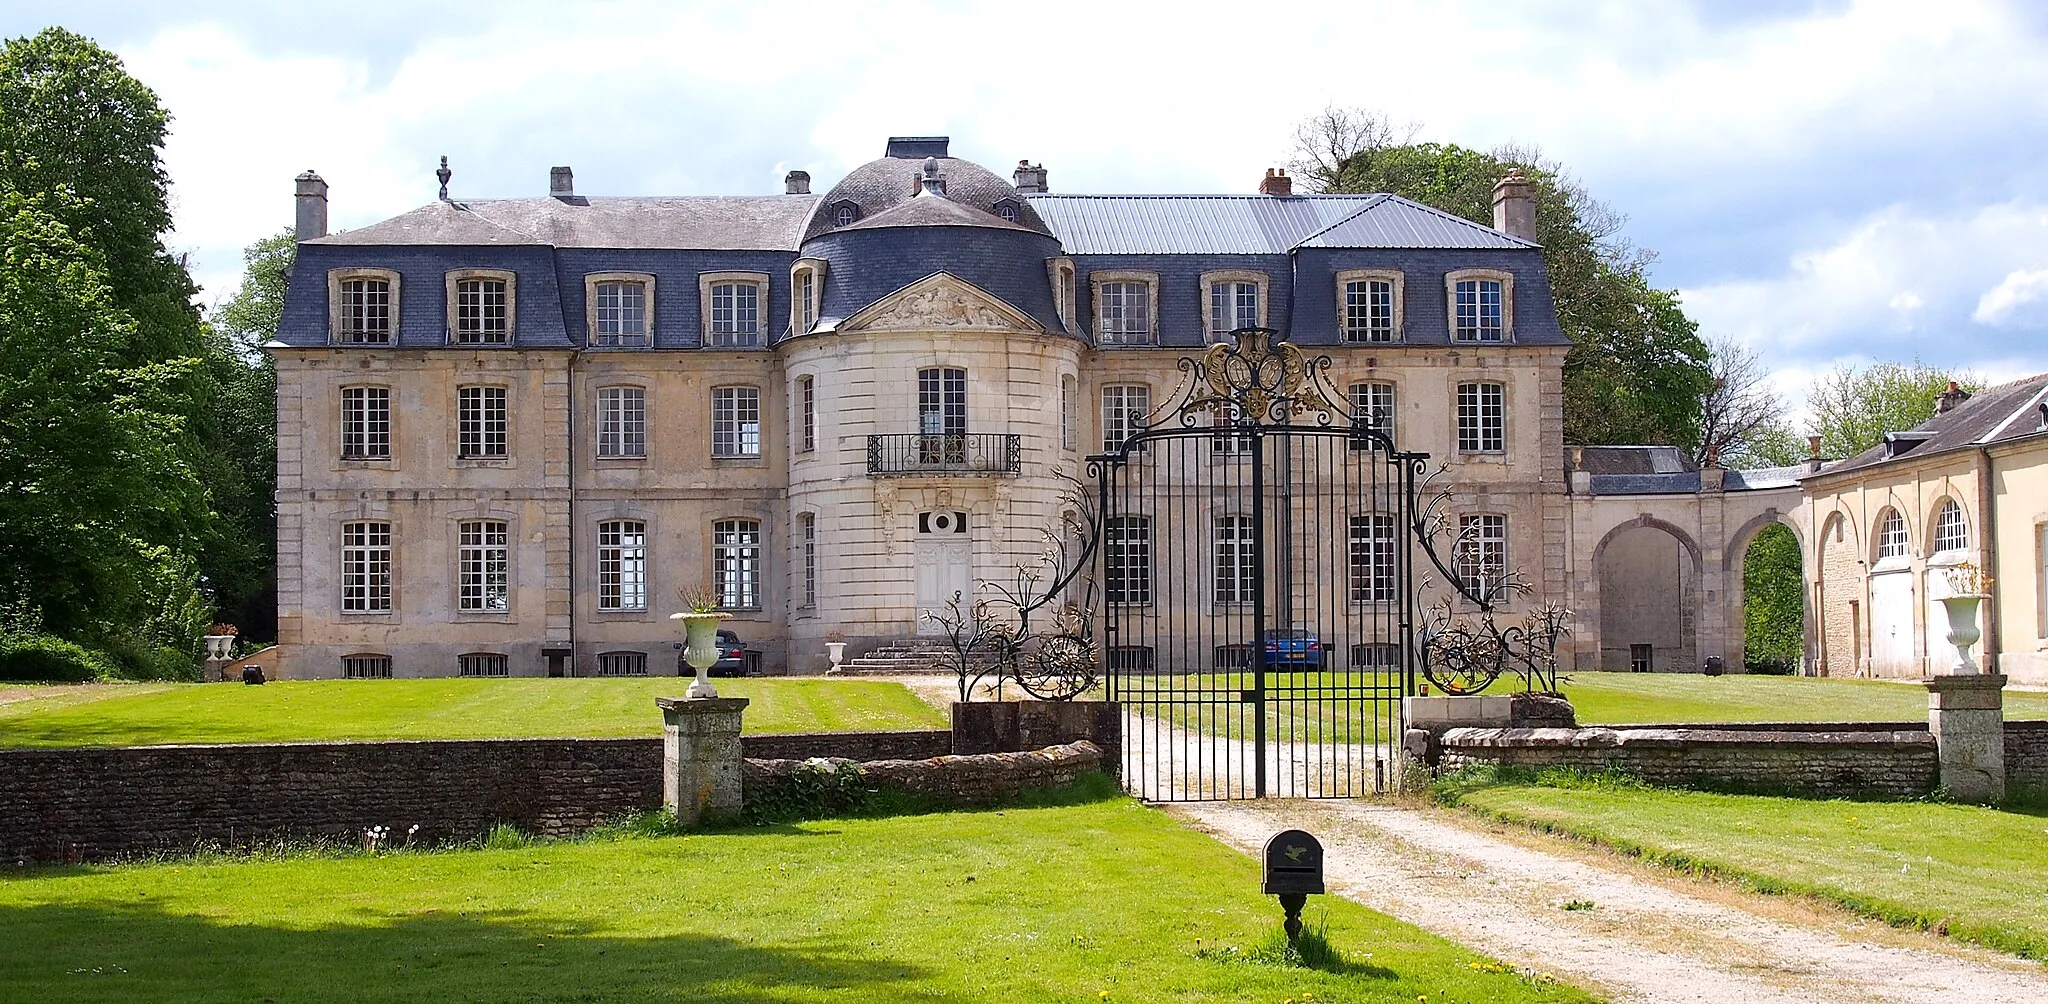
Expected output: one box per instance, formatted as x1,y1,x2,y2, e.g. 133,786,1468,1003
838,193,1038,234
1027,194,1539,254
309,196,820,250
1812,373,2048,479
806,154,1051,240
1575,445,1802,495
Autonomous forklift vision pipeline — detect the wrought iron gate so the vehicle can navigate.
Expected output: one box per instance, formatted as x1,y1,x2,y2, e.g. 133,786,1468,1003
1096,329,1423,800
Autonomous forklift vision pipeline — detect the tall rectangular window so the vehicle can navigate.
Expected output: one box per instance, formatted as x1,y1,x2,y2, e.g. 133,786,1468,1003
457,386,508,459
714,519,762,610
597,651,648,677
341,386,391,459
709,282,761,346
597,519,647,611
1343,278,1395,342
797,376,816,453
799,513,817,610
1349,514,1397,602
338,278,392,343
1456,382,1505,453
459,653,509,677
593,281,648,346
1098,281,1152,344
341,521,393,612
1454,279,1504,341
798,271,815,332
454,278,508,344
1454,514,1508,598
1208,281,1259,339
712,387,762,458
1349,382,1396,449
1105,516,1152,605
458,520,509,612
597,387,646,459
1060,376,1077,450
1101,384,1150,452
1213,516,1255,604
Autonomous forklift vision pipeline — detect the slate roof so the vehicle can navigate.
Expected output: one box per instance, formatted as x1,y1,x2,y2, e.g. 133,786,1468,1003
1573,445,1695,475
838,193,1038,234
807,156,1050,240
1026,194,1539,255
308,196,820,251
1573,446,1805,495
1812,373,2048,479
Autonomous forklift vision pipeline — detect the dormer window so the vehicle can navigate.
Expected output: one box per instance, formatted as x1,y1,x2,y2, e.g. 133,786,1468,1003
586,272,654,347
1448,268,1514,342
1091,270,1158,346
1201,270,1268,341
991,198,1022,223
791,260,825,335
701,272,769,348
448,269,515,345
829,201,860,227
1337,269,1401,343
1047,258,1077,331
329,268,400,344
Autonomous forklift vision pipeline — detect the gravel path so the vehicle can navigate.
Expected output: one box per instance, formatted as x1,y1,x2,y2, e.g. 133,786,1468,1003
1178,799,2048,1004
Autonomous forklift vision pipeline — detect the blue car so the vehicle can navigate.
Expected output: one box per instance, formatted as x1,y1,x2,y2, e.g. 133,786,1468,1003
1262,628,1324,670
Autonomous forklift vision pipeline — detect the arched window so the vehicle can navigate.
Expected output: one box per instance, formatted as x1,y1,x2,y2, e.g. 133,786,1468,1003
1933,499,1969,553
1876,508,1909,560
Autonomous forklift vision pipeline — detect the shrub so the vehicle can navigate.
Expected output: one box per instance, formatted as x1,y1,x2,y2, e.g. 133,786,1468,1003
96,634,201,682
0,632,120,681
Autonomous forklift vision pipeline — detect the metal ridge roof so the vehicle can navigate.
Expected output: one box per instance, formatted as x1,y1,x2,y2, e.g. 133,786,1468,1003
1025,193,1537,254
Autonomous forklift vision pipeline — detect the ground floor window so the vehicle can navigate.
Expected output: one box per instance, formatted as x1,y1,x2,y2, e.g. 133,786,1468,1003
598,520,647,611
715,519,762,609
1213,515,1255,604
1349,514,1397,602
1350,643,1400,669
343,654,392,679
1105,516,1152,605
459,653,509,677
597,651,648,677
1630,643,1652,673
1107,645,1156,672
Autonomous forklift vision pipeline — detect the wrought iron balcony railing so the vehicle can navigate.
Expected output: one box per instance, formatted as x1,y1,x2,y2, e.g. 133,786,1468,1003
868,433,1021,477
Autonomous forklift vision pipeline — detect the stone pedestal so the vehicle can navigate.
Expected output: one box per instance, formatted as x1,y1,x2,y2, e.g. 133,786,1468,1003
656,696,750,824
1925,674,2005,802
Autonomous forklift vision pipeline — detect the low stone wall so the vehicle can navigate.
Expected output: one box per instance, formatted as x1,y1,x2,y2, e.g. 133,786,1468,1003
950,701,1121,776
1439,726,1938,799
2008,720,2048,789
741,730,952,761
743,741,1104,808
0,738,665,866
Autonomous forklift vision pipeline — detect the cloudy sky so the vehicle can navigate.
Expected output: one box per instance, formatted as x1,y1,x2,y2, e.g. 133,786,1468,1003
8,0,2045,409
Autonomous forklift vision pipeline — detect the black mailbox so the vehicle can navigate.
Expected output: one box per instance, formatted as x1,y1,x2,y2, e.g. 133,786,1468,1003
240,665,265,685
1262,829,1324,895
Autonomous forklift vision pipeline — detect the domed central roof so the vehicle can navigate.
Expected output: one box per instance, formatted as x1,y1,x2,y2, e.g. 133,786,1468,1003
806,140,1051,241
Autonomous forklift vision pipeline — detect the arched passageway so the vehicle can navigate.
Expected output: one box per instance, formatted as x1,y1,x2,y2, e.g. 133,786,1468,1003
1739,523,1803,673
1596,523,1700,672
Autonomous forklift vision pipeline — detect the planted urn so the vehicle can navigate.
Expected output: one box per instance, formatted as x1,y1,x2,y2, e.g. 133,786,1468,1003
671,587,732,698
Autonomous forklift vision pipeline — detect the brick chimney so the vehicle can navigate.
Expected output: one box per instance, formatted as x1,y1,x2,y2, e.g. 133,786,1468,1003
1806,435,1824,473
1012,160,1048,194
294,170,328,240
1492,170,1536,241
550,166,574,198
785,170,811,195
1258,168,1293,196
1935,380,1972,415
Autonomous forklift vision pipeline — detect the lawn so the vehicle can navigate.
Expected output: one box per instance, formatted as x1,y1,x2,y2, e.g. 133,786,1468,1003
1559,672,2048,724
1443,775,2048,960
0,792,1593,1004
0,678,946,748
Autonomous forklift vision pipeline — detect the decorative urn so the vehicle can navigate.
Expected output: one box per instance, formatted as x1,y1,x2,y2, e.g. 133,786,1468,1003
1939,594,1986,675
826,640,847,672
670,609,733,699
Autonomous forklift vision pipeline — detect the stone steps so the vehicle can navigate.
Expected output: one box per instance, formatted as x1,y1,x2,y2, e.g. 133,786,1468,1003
829,640,999,676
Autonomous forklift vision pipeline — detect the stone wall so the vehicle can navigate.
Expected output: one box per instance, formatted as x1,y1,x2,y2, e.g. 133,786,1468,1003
950,700,1120,776
1439,726,1937,799
2007,720,2048,789
741,729,952,762
744,740,1103,808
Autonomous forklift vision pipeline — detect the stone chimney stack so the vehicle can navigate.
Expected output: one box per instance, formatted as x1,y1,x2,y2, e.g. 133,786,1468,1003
1806,435,1824,473
1936,380,1972,415
1012,160,1048,194
1258,168,1293,196
1492,170,1536,241
294,170,328,241
550,166,574,198
785,170,811,195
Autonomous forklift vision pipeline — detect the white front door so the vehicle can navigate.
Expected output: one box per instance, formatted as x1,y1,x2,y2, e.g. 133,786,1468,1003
1869,571,1916,677
914,535,972,636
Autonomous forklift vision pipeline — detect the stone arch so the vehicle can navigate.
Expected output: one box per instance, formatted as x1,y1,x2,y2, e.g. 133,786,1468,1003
1726,507,1807,675
1924,494,1971,554
1815,508,1863,677
1593,515,1703,672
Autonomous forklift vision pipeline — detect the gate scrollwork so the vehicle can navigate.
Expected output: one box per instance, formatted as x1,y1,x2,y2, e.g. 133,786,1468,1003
1410,462,1572,695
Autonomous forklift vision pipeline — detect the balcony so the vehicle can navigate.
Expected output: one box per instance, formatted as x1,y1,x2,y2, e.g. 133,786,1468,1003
868,433,1021,477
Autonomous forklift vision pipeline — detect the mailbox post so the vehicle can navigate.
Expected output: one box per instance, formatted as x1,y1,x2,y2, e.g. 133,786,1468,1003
1261,829,1325,944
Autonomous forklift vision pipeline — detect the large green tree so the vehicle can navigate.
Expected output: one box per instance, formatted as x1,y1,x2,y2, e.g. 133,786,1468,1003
1805,361,1983,460
1293,109,1715,453
195,230,289,639
0,189,205,640
1741,523,1803,672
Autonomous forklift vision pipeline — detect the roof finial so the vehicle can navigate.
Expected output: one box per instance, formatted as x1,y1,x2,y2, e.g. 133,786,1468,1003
437,155,452,202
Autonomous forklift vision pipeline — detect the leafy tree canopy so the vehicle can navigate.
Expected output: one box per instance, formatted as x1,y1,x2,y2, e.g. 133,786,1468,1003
1292,108,1715,453
1805,361,1984,461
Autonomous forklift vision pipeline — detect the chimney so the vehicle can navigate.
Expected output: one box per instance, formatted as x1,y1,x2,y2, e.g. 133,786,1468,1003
1492,169,1536,241
1806,435,1824,473
294,170,328,240
1012,160,1048,194
1935,380,1972,415
785,170,811,195
550,166,574,198
1258,168,1293,197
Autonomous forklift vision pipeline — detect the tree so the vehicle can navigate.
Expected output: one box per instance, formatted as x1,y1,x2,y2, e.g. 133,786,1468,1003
1290,108,1715,453
1696,337,1783,467
1805,361,1983,460
1742,523,1803,673
0,190,206,641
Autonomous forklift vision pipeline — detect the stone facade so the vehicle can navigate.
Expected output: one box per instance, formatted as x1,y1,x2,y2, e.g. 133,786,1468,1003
1437,725,1938,798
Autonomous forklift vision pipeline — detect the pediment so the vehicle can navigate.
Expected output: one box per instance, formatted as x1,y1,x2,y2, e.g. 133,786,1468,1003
840,272,1041,334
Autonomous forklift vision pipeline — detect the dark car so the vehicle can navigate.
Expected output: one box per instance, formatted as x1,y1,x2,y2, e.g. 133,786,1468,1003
1262,628,1324,670
711,629,747,677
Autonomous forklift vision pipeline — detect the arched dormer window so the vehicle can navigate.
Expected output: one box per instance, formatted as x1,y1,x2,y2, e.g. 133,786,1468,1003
829,200,860,228
991,197,1022,223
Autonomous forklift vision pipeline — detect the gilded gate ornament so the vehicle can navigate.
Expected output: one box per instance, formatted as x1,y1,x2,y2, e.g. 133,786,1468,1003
1160,327,1351,428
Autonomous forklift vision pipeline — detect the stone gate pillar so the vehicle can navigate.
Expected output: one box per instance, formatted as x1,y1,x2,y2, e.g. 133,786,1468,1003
657,696,750,824
1924,674,2005,802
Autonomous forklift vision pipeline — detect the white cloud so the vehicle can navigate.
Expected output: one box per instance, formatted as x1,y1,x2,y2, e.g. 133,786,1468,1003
1973,268,2048,326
